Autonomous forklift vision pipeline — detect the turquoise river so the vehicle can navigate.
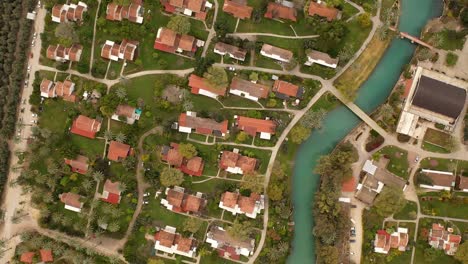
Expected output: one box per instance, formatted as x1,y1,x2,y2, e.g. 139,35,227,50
288,0,443,263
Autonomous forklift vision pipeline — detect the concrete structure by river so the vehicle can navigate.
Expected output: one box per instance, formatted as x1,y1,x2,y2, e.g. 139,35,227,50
288,0,443,262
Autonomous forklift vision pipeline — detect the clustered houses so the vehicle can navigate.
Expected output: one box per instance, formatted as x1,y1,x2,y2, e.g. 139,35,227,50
235,115,277,140
260,44,294,63
106,1,144,24
308,0,341,21
70,115,102,139
107,141,132,162
111,104,142,125
154,27,204,56
272,79,304,100
20,249,54,263
64,155,89,175
305,49,339,69
219,149,258,175
46,44,83,63
214,42,248,61
59,192,83,213
429,223,462,255
101,179,123,204
206,226,255,260
101,39,139,61
154,226,197,258
177,111,229,138
222,0,253,19
188,74,227,99
160,0,213,20
40,79,77,102
229,77,270,101
161,186,206,214
51,2,88,23
219,191,264,218
264,2,297,22
374,228,409,254
161,143,205,176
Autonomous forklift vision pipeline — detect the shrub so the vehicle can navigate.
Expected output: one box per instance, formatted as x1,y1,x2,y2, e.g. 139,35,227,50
445,52,458,67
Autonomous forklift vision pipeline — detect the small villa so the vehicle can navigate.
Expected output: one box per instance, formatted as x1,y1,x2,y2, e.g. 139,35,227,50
51,2,88,23
429,223,462,255
189,74,227,99
160,186,206,214
106,1,144,24
107,141,132,162
272,79,304,100
101,39,139,61
229,77,270,101
177,111,229,138
222,0,253,20
47,44,83,62
64,155,89,175
219,191,264,218
154,226,197,258
59,192,83,213
234,115,277,140
111,104,141,125
260,44,293,63
206,226,255,260
160,0,213,20
40,79,77,102
374,228,409,254
308,0,341,21
305,49,339,69
264,2,297,22
219,149,257,175
214,42,247,61
101,179,122,204
154,27,204,56
418,169,456,191
161,142,205,176
70,115,101,139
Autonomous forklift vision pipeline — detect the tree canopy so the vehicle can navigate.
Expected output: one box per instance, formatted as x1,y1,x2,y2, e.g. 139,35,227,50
178,143,198,159
227,220,253,241
183,217,204,234
167,16,191,34
289,124,310,144
203,66,228,88
455,242,468,263
373,187,405,217
300,109,327,130
160,167,184,187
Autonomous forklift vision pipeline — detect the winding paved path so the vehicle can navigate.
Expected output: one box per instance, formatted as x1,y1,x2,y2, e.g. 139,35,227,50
201,0,219,57
226,32,320,39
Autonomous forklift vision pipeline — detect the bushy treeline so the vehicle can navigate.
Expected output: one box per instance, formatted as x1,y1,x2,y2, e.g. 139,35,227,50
0,0,36,195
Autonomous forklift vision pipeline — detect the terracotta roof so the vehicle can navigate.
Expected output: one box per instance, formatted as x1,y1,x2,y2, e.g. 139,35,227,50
56,45,66,58
39,249,53,263
115,104,136,118
169,0,184,8
68,44,83,61
221,191,239,208
179,113,229,135
189,74,227,96
20,252,35,263
182,194,204,212
308,1,339,21
55,80,74,96
101,42,113,59
261,44,293,62
186,157,203,172
128,3,142,22
64,155,89,174
175,235,195,252
458,176,468,190
166,148,184,167
75,5,86,20
307,49,338,66
272,80,300,97
70,115,101,139
60,192,82,209
167,188,185,208
223,0,253,19
229,77,270,99
155,230,176,248
187,0,204,12
103,179,121,195
106,3,120,20
341,176,356,192
264,2,297,21
40,79,54,95
238,194,258,214
214,42,247,60
52,5,63,20
46,45,57,59
107,141,131,161
236,116,276,136
403,79,413,98
179,35,195,51
158,27,177,46
219,151,257,173
422,170,455,188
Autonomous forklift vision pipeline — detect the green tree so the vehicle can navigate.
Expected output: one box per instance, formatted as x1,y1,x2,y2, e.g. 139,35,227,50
178,143,197,159
289,124,310,144
240,174,264,193
357,13,372,28
267,183,283,201
300,109,326,130
373,187,405,217
203,66,228,88
182,217,203,233
227,220,253,241
160,167,184,187
249,72,259,82
147,259,165,264
167,16,191,34
317,246,339,264
115,132,127,143
455,242,468,263
236,131,249,143
424,247,442,261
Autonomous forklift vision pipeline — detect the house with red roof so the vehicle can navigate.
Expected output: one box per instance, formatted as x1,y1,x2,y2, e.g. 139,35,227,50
64,155,89,175
235,115,277,140
70,115,101,139
374,228,409,254
40,79,77,102
457,175,468,192
229,77,270,102
219,191,264,218
419,169,456,191
107,141,132,161
429,223,462,255
106,1,144,24
272,79,304,100
222,0,253,19
219,148,257,175
101,39,139,61
111,104,142,125
177,111,229,137
160,186,206,214
39,249,54,263
101,179,122,204
161,143,204,176
154,27,204,56
260,44,293,63
154,226,197,257
160,0,213,20
308,1,341,21
59,192,83,213
206,226,255,260
264,2,297,22
47,44,83,62
51,2,88,23
189,74,227,99
20,252,35,263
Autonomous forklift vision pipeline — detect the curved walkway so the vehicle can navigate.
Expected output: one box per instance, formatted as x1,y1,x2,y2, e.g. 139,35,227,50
345,0,365,22
226,32,320,39
201,0,219,57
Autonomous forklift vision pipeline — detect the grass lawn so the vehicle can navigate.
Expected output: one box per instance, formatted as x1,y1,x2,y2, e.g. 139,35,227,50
220,95,261,108
422,142,450,153
200,254,240,264
393,200,417,220
254,54,283,70
422,128,453,153
310,92,340,112
39,100,74,134
106,60,123,80
189,94,224,112
419,192,468,219
216,0,238,34
341,2,360,21
71,135,105,158
377,146,410,179
334,26,392,99
300,63,337,79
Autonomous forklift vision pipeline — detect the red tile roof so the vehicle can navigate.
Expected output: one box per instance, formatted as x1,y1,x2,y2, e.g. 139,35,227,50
219,151,257,173
218,245,241,260
264,2,297,22
162,143,204,176
223,0,253,19
70,115,101,139
341,177,356,192
181,194,204,213
101,179,122,204
236,116,276,136
221,191,239,208
308,1,340,21
107,141,131,161
272,80,300,98
64,155,89,175
39,249,53,263
155,229,176,247
189,74,227,96
20,252,35,263
179,113,229,135
403,79,413,98
60,192,83,209
174,234,195,252
458,176,468,190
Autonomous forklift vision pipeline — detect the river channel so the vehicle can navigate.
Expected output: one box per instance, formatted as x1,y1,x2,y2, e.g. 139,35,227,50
288,0,443,262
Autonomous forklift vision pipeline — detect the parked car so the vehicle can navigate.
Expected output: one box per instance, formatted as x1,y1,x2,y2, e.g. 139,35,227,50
143,192,150,197
31,113,37,117
350,239,356,243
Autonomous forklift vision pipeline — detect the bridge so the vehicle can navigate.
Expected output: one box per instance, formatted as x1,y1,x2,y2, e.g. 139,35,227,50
389,26,435,50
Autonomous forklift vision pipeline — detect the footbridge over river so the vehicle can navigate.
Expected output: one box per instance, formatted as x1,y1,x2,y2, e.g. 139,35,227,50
389,26,435,49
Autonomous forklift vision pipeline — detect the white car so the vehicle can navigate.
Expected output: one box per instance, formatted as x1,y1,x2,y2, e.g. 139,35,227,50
143,192,150,197
143,201,149,205
27,65,31,72
31,113,37,117
31,40,35,47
